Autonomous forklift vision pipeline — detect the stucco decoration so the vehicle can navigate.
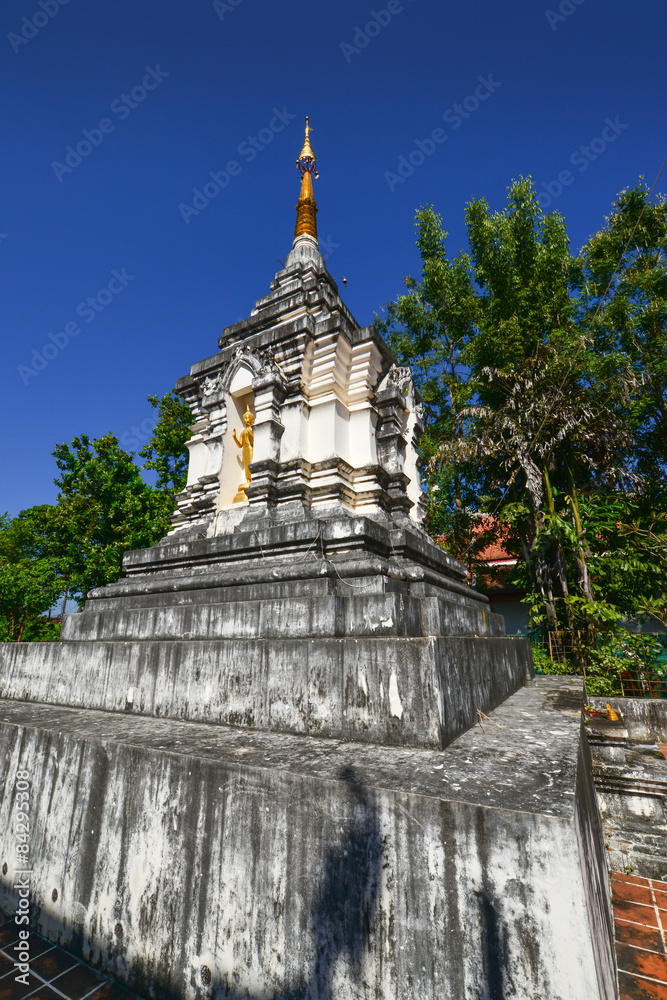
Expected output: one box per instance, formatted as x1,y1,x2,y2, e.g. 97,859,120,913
170,256,425,536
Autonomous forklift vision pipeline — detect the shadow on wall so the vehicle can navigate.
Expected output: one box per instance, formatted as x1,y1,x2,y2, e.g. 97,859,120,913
3,766,383,1000
305,766,382,1000
169,765,383,999
477,889,507,1000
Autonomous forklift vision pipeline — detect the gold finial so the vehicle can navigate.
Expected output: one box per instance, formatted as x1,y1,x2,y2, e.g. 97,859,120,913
294,116,318,244
296,116,318,178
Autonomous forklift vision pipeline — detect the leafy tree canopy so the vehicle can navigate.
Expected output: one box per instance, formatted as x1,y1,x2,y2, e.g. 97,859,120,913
0,389,193,632
139,390,193,494
380,178,667,688
0,508,63,640
580,182,667,478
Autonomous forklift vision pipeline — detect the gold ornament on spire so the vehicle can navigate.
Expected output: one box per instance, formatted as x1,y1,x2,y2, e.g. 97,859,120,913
294,116,319,243
296,116,318,177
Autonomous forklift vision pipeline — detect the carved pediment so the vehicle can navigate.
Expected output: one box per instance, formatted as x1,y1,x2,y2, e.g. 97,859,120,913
221,346,284,393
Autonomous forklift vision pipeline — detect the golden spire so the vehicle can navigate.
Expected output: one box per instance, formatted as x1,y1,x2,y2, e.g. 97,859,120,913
294,170,318,242
294,116,318,244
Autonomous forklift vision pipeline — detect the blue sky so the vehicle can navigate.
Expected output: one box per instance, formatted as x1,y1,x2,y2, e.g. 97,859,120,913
1,0,665,516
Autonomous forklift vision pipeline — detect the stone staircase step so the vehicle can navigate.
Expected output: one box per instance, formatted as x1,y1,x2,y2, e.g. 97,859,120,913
0,635,529,750
60,593,505,642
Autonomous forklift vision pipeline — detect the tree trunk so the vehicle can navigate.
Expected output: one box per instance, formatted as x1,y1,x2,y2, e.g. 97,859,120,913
543,466,575,636
566,467,595,603
15,609,28,643
533,510,559,637
566,466,595,656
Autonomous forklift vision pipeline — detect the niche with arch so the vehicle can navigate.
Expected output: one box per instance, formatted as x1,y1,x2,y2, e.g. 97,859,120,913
218,363,255,508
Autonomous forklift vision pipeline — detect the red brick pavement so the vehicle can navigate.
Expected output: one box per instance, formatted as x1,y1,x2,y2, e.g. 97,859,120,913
614,872,667,999
0,918,138,1000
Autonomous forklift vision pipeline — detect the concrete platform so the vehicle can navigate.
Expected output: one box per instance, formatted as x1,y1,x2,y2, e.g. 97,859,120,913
0,635,528,751
0,677,617,1000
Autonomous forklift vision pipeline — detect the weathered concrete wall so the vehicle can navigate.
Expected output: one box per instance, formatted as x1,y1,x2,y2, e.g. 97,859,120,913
0,635,530,750
60,594,505,643
0,679,616,1000
586,705,667,879
575,723,619,1000
590,695,667,742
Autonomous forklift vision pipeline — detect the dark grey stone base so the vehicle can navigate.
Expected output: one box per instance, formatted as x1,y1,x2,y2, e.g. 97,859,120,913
90,517,482,607
0,515,533,751
60,593,505,642
0,679,617,1000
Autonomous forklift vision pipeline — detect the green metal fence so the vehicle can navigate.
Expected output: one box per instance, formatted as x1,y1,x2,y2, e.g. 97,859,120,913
509,630,667,699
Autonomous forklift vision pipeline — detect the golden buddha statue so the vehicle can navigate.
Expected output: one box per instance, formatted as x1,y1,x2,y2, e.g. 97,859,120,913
232,404,254,503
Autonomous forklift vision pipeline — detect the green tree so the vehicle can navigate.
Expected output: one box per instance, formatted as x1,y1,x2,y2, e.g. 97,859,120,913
580,181,667,478
455,179,628,634
1,389,193,629
0,509,63,640
139,390,193,494
381,178,661,664
49,389,193,605
50,433,173,604
376,205,478,555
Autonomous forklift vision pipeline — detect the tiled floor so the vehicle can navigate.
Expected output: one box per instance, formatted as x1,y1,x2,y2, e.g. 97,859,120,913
613,871,667,999
0,918,138,1000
